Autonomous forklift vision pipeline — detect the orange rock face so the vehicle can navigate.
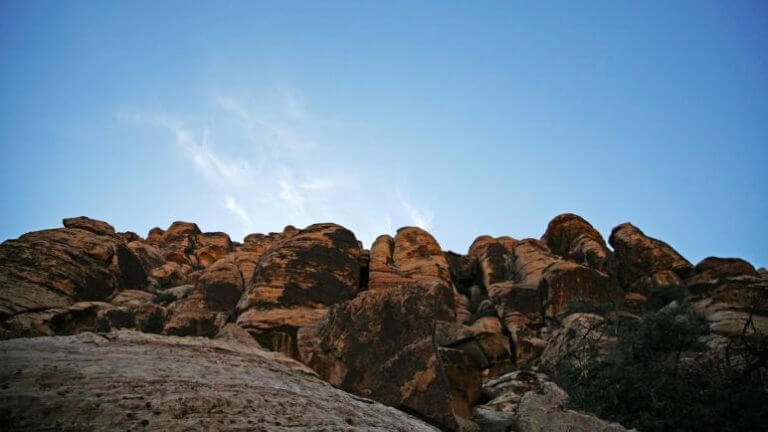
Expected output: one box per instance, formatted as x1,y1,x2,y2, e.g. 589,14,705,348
0,226,147,320
541,213,611,272
609,222,692,288
298,282,480,431
164,259,244,337
236,223,362,357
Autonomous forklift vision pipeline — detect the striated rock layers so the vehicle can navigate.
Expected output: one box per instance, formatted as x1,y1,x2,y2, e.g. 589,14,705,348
0,213,763,431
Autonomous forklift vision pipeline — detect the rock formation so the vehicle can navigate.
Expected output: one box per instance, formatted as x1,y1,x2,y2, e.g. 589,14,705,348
0,213,764,431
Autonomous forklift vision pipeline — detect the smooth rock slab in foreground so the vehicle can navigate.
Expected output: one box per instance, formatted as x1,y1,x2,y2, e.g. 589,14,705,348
0,330,440,432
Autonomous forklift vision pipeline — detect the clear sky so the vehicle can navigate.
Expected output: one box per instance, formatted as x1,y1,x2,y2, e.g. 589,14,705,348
1,1,766,267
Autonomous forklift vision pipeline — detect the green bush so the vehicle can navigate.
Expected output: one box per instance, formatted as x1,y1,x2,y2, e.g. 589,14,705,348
549,306,768,431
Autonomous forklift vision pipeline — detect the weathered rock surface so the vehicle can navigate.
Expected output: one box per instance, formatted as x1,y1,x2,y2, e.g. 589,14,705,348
164,259,244,337
62,216,116,237
609,223,692,288
298,283,480,431
236,223,362,356
0,227,147,321
0,330,441,432
541,213,612,272
369,227,452,291
473,370,632,432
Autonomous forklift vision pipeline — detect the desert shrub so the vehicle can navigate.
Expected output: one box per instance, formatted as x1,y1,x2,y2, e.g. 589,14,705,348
549,306,768,432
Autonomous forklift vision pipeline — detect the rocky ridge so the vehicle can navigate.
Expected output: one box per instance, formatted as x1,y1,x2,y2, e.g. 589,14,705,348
0,213,765,431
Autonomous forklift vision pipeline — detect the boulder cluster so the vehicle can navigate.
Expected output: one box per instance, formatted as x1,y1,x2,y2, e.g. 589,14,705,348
1,214,765,431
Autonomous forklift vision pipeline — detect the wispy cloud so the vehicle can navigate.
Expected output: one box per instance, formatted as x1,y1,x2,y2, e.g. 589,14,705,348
398,193,434,229
153,116,251,187
225,195,252,229
119,90,435,248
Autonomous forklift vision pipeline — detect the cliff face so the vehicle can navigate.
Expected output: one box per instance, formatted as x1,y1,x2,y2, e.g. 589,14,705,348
0,214,765,431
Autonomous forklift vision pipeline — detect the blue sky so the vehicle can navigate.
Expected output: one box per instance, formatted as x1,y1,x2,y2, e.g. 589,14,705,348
1,1,766,267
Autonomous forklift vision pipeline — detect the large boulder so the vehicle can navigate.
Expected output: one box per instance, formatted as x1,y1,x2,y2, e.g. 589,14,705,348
126,240,165,271
0,227,147,322
164,259,244,337
236,223,362,357
473,370,632,432
0,301,134,339
609,223,692,288
0,330,441,432
467,236,516,290
369,227,469,322
62,216,116,237
369,227,452,291
541,213,611,272
298,282,480,431
539,260,620,318
193,232,233,268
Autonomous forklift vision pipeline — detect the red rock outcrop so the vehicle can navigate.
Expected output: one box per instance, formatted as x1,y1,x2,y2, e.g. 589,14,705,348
0,225,147,321
236,223,362,356
298,282,480,431
541,213,612,272
164,259,244,337
62,216,117,237
369,227,452,291
609,222,693,288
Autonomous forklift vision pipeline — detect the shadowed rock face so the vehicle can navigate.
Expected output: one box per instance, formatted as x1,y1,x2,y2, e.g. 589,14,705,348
609,223,692,288
236,223,362,357
542,213,612,272
0,226,147,321
164,259,244,337
0,330,441,432
298,282,480,431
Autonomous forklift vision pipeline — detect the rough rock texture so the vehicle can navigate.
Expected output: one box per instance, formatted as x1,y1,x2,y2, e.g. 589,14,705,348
468,236,515,290
62,216,116,237
298,283,479,431
542,213,612,272
609,223,692,288
473,370,632,432
0,214,763,432
0,330,441,432
0,227,147,321
127,240,166,272
540,260,620,318
236,223,362,357
539,313,618,371
369,227,452,291
164,259,244,337
0,301,134,339
515,388,632,432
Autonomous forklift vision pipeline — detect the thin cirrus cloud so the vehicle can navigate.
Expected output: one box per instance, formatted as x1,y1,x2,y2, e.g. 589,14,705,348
119,91,436,246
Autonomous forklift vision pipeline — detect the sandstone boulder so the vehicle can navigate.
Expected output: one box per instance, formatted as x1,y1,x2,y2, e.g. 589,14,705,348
127,240,165,271
542,213,611,272
236,223,362,356
150,261,191,287
540,260,620,318
298,283,480,431
369,227,452,291
687,256,758,293
0,301,134,339
609,223,692,288
0,228,147,321
164,259,244,337
62,216,116,237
